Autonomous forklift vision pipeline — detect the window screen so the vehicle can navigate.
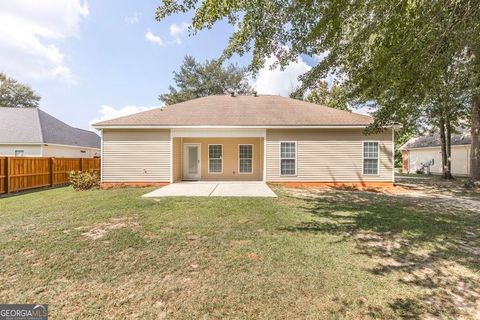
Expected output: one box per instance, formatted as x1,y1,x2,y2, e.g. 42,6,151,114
209,145,222,173
280,142,296,175
239,144,253,173
363,142,379,175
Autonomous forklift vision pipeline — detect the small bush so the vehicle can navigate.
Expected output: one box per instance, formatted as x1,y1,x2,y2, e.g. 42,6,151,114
463,178,478,189
69,170,100,191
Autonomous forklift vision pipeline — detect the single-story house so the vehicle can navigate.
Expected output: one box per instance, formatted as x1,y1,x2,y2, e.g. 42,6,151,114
0,107,100,158
401,129,471,176
92,95,395,187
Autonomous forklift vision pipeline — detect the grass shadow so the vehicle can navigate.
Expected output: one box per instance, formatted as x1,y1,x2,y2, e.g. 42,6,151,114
280,189,480,318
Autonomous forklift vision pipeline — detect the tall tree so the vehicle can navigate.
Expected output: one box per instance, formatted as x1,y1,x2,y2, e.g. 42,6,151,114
156,0,480,181
0,73,40,108
303,81,349,111
159,55,252,105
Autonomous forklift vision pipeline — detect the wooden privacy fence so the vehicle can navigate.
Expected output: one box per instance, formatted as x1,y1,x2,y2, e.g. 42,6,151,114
0,157,100,194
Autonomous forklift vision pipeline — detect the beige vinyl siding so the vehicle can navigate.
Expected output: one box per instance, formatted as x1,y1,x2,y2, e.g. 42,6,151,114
266,128,394,182
181,137,263,181
102,129,170,182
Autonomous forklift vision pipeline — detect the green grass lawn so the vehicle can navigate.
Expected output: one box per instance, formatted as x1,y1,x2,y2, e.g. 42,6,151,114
0,185,479,319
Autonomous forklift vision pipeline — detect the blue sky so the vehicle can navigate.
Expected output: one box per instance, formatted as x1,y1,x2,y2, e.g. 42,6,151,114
0,0,317,130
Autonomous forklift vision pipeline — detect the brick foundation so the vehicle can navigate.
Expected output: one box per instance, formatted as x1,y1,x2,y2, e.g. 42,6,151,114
269,181,394,189
101,182,169,189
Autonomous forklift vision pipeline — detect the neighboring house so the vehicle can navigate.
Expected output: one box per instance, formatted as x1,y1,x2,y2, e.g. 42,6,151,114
401,129,471,176
0,108,100,158
93,95,395,187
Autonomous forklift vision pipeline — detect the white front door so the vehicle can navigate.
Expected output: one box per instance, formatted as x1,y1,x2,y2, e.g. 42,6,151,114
183,144,201,180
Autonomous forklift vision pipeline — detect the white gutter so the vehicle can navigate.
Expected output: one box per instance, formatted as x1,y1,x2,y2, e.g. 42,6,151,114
93,125,374,130
0,142,100,150
400,144,471,151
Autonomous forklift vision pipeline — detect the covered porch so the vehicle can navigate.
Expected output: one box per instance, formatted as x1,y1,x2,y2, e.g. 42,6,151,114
171,128,265,182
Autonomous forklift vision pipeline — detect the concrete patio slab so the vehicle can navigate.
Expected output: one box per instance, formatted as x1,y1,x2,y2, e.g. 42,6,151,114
142,182,216,197
211,182,277,197
142,181,277,198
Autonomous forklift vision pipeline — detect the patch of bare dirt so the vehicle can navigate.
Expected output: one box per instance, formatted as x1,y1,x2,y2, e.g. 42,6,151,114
245,252,263,261
283,181,480,211
79,216,139,240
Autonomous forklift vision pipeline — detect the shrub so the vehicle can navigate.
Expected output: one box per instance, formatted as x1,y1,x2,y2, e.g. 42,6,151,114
463,178,478,189
69,170,100,191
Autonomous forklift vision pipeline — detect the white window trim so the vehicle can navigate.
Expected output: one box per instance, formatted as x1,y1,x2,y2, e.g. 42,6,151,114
279,141,297,176
208,144,223,174
238,144,253,174
362,140,380,176
14,149,25,157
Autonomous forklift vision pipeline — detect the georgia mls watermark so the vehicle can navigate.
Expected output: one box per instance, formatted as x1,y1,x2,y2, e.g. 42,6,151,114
0,305,48,320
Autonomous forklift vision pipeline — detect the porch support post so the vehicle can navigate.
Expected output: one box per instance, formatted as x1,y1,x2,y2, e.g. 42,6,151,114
263,131,267,182
169,130,173,183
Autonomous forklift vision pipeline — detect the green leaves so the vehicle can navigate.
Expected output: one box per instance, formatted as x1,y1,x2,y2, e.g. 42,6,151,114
293,80,350,111
155,0,479,129
0,73,40,108
159,55,252,105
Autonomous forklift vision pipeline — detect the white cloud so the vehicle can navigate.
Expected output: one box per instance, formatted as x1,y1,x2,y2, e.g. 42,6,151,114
124,11,140,24
354,105,374,116
0,0,89,83
169,22,189,44
253,55,311,96
145,31,164,46
89,105,161,130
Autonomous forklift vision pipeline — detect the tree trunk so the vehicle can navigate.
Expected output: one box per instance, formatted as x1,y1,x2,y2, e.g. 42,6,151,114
439,118,449,179
471,95,480,181
445,116,453,179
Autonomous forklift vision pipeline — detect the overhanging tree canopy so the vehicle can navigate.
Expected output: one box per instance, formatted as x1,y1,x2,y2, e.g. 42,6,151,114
156,0,480,180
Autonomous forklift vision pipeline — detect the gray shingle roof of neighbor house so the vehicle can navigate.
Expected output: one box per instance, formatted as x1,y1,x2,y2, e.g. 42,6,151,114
0,107,101,148
93,95,374,127
401,128,471,150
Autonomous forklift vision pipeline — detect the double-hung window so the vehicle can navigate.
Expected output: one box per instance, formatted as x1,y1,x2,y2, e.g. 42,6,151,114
239,144,253,173
208,144,223,173
363,141,379,175
280,142,296,175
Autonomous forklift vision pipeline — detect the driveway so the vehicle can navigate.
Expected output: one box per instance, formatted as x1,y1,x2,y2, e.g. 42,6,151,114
142,181,277,198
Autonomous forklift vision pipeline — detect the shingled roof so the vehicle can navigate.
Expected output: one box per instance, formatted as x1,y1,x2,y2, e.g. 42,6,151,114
0,107,100,148
401,128,471,150
93,95,373,127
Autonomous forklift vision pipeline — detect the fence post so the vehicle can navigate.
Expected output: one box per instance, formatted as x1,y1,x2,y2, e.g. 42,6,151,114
80,158,84,172
5,157,10,194
50,158,54,187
